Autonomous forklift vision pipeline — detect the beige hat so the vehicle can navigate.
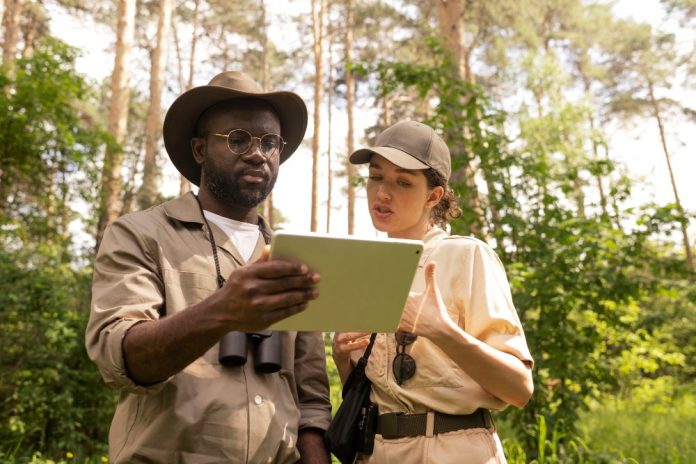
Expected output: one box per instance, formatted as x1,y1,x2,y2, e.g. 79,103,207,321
163,71,308,186
349,120,451,180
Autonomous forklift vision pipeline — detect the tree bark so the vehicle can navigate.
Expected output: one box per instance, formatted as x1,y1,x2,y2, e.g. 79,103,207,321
648,80,694,271
435,0,465,78
96,0,136,248
1,0,23,74
310,0,325,232
259,0,275,227
187,0,200,91
344,0,356,235
20,2,42,59
180,0,201,196
326,26,334,233
172,12,185,94
435,0,486,238
137,0,172,210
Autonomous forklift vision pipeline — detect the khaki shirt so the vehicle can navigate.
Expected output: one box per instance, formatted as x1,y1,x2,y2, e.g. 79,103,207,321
86,192,331,464
353,227,533,415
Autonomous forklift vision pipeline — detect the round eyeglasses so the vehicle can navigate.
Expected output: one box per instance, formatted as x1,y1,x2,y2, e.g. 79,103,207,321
210,129,286,159
393,331,417,385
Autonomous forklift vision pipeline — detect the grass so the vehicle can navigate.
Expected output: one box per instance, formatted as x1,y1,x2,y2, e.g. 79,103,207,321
577,381,696,463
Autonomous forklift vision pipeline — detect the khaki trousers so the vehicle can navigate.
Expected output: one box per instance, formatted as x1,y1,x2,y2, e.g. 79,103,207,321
356,428,506,464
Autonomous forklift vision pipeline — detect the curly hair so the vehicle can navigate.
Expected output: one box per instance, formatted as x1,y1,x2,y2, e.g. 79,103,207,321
423,168,462,228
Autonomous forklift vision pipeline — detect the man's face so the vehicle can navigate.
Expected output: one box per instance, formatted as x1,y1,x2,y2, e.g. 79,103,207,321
194,100,281,209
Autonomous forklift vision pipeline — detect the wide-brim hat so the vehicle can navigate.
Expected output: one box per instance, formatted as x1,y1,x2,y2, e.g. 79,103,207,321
163,71,308,186
349,120,451,181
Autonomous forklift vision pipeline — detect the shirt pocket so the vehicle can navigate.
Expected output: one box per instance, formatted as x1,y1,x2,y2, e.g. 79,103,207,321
162,269,217,313
405,338,464,388
163,269,219,365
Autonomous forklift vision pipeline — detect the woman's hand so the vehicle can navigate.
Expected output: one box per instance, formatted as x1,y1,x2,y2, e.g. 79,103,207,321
398,262,457,341
332,332,371,383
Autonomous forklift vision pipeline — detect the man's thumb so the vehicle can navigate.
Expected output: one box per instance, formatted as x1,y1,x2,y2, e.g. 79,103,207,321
256,245,271,263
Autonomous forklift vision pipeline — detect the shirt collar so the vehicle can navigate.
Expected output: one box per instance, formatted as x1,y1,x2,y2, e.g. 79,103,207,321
418,226,449,265
422,225,448,244
162,191,272,241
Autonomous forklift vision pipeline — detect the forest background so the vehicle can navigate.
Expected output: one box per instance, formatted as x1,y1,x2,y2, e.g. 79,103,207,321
0,0,694,463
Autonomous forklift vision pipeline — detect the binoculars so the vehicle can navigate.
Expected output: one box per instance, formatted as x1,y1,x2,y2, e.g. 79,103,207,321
218,330,282,373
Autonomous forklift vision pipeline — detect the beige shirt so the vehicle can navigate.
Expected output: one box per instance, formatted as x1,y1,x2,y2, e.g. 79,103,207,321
353,227,533,415
86,192,331,464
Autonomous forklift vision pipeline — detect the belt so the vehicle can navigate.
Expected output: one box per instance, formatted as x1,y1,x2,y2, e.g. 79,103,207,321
376,408,493,439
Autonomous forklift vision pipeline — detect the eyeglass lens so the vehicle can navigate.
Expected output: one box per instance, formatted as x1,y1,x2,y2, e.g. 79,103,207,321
226,129,283,157
393,332,417,385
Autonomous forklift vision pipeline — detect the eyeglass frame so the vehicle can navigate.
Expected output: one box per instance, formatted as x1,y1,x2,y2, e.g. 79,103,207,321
392,331,417,385
209,128,286,159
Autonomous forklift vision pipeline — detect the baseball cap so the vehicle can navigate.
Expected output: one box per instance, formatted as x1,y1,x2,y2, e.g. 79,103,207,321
349,120,451,180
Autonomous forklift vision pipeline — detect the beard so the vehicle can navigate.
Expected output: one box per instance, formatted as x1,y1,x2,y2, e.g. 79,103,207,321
201,157,277,209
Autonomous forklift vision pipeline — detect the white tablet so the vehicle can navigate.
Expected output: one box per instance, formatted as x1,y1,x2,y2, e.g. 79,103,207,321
268,231,423,332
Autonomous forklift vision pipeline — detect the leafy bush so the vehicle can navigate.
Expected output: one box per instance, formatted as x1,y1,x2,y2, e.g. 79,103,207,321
0,249,116,462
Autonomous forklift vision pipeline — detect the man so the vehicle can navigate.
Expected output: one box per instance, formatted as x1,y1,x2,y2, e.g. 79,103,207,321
86,71,332,463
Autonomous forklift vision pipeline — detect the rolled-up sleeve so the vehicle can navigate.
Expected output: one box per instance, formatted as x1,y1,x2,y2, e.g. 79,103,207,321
463,241,534,368
294,331,332,431
85,218,169,393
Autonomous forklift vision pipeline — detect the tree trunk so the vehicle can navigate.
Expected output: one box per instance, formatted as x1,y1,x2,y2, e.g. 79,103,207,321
435,0,486,238
137,0,172,210
583,79,608,217
382,93,391,126
20,2,41,59
435,0,465,77
179,0,201,196
258,0,275,227
1,0,22,74
187,0,200,91
172,9,185,94
96,0,136,248
344,0,356,235
310,0,325,232
648,80,694,271
326,26,334,233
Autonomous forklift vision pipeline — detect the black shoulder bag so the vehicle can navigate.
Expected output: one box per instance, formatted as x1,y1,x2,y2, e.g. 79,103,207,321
324,333,378,464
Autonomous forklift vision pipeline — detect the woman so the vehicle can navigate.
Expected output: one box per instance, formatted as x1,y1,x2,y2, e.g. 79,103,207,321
332,120,534,463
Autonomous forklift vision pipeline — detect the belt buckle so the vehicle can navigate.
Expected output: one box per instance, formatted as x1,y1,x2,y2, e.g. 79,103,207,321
380,413,401,439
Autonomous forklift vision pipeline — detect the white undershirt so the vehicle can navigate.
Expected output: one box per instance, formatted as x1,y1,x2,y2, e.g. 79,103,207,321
203,210,261,262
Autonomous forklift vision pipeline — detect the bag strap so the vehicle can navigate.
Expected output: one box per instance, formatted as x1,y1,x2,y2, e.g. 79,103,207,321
357,333,377,368
344,333,377,395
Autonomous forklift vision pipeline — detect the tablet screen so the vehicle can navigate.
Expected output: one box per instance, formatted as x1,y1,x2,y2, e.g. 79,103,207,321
269,231,423,332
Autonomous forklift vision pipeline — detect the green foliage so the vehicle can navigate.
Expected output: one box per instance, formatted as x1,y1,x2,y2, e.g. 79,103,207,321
0,37,115,463
0,37,110,253
0,249,116,463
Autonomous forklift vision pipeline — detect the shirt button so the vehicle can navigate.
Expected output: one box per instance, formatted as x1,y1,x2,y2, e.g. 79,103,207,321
254,395,263,405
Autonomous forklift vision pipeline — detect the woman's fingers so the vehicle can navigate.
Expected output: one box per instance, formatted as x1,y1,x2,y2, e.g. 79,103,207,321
333,332,371,357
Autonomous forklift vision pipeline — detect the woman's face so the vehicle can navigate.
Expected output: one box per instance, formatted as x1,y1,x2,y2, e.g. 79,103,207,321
366,155,443,239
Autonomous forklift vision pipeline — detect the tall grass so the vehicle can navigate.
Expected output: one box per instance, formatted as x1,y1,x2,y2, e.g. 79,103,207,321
500,379,696,463
578,380,695,464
